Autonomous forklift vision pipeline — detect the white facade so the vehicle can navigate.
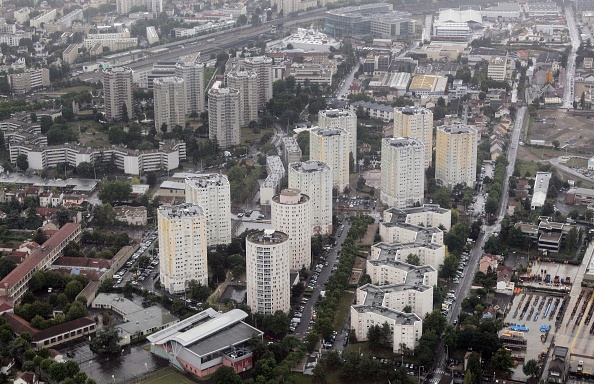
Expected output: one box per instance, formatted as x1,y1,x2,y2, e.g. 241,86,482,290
370,242,446,270
244,56,273,109
380,137,425,209
153,76,187,131
356,283,433,318
261,156,285,205
208,88,240,149
102,67,133,121
184,174,232,246
227,71,258,128
288,161,333,235
435,124,478,188
393,106,434,168
317,109,357,167
146,26,159,45
309,127,350,190
383,205,452,231
488,56,507,81
158,204,208,294
365,260,438,287
350,306,422,352
175,61,205,114
30,9,57,28
271,189,312,271
380,223,444,246
246,230,290,314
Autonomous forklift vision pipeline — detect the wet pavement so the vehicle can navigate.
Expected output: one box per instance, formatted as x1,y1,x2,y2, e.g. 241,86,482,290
64,341,168,383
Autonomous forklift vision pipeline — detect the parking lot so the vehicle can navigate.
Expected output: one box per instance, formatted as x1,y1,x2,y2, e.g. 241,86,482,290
501,292,566,381
114,229,159,291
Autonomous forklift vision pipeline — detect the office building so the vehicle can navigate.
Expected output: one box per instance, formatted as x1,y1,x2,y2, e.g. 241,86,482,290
318,109,357,167
380,137,425,209
370,11,416,38
435,124,478,188
208,88,241,149
271,189,312,271
184,174,232,246
309,127,350,190
153,77,187,131
351,306,422,352
244,56,273,110
246,230,290,314
158,203,208,294
393,106,434,168
325,4,393,37
227,71,258,128
102,67,133,121
175,61,205,114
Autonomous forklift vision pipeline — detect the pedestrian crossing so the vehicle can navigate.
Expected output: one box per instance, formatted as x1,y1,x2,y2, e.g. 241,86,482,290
434,369,445,375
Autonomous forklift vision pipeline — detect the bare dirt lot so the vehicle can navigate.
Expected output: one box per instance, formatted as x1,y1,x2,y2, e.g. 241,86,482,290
530,109,594,154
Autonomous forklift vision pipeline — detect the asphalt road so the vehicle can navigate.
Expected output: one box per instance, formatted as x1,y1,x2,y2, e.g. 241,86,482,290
563,5,581,109
293,218,352,341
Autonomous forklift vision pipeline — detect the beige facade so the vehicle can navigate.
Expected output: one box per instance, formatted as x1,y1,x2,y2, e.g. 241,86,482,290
175,61,205,114
393,106,434,168
317,109,357,167
153,76,187,131
380,137,425,209
435,124,478,188
246,230,290,314
158,204,208,294
271,189,312,270
114,205,148,226
309,127,350,190
227,71,258,128
244,56,273,109
102,67,133,121
208,88,240,149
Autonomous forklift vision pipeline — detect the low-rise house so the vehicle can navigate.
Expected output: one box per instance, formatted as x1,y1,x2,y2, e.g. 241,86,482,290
113,205,147,226
14,372,38,384
1,357,14,374
479,254,499,273
39,192,52,207
62,195,83,207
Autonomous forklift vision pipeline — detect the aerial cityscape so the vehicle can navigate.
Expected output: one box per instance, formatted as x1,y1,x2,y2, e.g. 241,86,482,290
0,0,593,383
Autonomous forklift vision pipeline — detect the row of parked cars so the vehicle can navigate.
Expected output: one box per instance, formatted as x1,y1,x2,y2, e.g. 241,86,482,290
114,232,158,285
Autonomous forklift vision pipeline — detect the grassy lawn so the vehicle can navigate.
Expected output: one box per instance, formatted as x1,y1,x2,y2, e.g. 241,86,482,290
333,291,354,332
70,121,110,148
139,368,197,384
42,85,95,95
241,126,272,147
204,67,216,90
566,157,588,169
515,159,539,177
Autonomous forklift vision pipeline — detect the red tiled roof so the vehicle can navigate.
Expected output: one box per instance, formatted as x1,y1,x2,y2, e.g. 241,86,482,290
3,312,38,335
0,223,81,288
15,371,36,384
53,257,111,269
37,208,58,217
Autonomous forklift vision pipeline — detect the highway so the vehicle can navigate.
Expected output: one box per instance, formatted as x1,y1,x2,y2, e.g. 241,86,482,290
78,10,328,82
563,5,581,109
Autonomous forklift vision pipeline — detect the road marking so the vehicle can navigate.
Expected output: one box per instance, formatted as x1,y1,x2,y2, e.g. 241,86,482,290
570,291,593,353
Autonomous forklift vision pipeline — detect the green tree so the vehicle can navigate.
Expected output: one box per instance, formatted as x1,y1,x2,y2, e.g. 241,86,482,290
491,347,514,373
522,359,540,378
64,280,83,300
236,14,248,25
440,253,459,279
212,365,242,384
552,140,560,149
405,253,421,266
16,154,28,171
75,162,95,178
98,181,132,204
89,327,121,355
467,352,483,384
121,102,129,123
435,187,452,209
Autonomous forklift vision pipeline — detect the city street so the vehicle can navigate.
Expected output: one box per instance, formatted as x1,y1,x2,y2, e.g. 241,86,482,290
563,5,581,109
293,219,352,340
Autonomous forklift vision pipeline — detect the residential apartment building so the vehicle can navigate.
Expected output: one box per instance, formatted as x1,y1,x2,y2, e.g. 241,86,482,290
365,259,437,287
488,56,507,81
184,174,232,246
317,109,357,167
383,204,452,232
288,160,333,235
380,221,444,246
246,230,290,314
102,67,133,121
9,141,185,175
281,136,302,166
153,77,187,131
309,127,350,190
356,283,433,318
370,241,446,271
8,69,50,94
350,306,422,352
208,88,240,149
260,156,285,205
380,137,425,209
393,106,434,168
435,124,478,188
30,9,57,29
244,56,273,109
62,44,79,64
227,71,258,128
146,26,159,45
271,189,312,271
349,101,394,122
158,204,208,294
175,61,205,114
